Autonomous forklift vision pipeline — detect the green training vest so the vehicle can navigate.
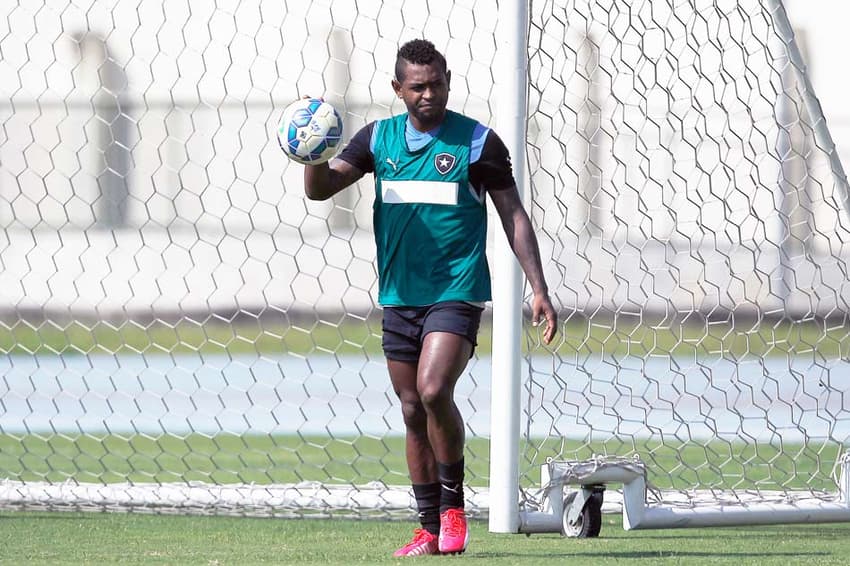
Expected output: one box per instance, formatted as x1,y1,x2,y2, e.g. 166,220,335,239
371,111,491,306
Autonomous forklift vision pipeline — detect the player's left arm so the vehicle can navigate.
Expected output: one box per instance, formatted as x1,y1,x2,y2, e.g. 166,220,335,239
472,128,557,344
489,186,558,345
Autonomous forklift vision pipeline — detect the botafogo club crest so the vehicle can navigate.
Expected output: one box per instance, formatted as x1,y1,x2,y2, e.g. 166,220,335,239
434,152,456,175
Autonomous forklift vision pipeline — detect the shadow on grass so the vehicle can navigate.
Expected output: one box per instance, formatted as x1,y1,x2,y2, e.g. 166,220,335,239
470,550,829,560
0,512,97,521
604,523,850,540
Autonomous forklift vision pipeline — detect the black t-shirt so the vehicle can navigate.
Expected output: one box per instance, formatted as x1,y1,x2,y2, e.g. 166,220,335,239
337,119,515,197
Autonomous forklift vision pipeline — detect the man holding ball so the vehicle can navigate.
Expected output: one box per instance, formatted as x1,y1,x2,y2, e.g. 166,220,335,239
299,38,557,556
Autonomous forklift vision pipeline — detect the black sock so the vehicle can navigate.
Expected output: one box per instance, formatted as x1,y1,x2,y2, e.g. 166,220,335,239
438,458,465,513
412,482,441,535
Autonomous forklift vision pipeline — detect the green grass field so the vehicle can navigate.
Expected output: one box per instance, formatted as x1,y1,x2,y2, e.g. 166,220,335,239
4,316,848,563
2,511,850,565
1,433,841,493
3,316,849,358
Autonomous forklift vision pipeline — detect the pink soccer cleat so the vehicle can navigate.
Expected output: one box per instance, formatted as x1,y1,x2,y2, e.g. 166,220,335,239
392,528,439,557
438,508,469,554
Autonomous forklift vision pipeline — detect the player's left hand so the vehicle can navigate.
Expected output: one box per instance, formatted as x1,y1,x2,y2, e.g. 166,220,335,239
531,292,558,345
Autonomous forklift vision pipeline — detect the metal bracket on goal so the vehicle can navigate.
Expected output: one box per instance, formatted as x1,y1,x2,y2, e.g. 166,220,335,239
519,452,850,537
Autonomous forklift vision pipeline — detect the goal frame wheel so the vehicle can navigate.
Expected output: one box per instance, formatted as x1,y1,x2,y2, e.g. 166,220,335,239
561,485,604,538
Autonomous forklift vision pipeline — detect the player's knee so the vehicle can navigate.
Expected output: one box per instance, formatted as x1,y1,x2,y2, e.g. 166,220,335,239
418,382,452,412
400,397,427,429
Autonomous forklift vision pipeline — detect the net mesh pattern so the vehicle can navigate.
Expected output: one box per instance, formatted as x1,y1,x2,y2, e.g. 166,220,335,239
1,0,849,517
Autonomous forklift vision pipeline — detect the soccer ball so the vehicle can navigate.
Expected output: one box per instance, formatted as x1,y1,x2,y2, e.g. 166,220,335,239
277,98,343,165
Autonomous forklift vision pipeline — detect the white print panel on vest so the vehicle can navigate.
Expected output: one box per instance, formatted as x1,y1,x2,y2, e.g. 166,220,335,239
381,180,459,205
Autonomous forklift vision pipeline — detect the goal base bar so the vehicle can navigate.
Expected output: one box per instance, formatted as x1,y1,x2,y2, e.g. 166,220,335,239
520,453,850,533
0,480,488,519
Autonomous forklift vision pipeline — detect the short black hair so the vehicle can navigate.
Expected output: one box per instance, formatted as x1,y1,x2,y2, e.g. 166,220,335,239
395,39,448,81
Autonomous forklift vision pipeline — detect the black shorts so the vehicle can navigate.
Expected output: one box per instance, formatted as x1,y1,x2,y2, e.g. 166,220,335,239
382,301,484,362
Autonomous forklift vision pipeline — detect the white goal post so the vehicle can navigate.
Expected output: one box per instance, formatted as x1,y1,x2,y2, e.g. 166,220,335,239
3,0,850,535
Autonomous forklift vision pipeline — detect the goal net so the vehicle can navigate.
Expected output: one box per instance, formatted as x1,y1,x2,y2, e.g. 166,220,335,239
519,0,850,519
2,0,850,524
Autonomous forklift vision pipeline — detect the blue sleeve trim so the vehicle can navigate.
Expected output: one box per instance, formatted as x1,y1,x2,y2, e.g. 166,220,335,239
370,120,380,154
470,123,489,163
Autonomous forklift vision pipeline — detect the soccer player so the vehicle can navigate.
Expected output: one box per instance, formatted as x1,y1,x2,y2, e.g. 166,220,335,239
301,38,557,556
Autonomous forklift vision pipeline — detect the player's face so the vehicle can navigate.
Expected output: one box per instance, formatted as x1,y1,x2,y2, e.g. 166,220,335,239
392,61,451,132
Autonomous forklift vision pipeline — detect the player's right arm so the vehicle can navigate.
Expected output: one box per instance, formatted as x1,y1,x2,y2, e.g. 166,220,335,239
303,160,363,201
303,121,376,201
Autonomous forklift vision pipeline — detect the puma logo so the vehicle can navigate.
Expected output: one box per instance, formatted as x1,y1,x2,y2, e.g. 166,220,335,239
386,157,398,171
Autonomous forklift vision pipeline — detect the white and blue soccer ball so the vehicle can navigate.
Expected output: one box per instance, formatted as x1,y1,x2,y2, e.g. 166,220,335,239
277,98,343,165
